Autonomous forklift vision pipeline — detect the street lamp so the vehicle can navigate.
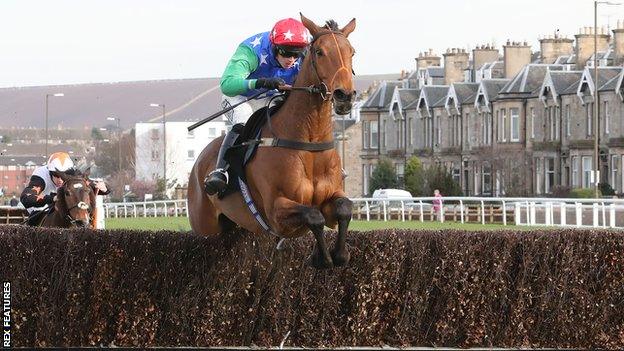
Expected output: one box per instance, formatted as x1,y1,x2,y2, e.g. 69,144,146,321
150,103,166,192
107,116,122,173
594,1,621,197
45,93,64,156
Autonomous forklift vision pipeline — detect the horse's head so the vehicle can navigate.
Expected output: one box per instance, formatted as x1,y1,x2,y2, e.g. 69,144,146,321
300,14,356,115
56,171,93,228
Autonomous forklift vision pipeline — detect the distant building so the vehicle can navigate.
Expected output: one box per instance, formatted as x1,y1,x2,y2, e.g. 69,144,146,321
0,156,43,196
135,120,227,196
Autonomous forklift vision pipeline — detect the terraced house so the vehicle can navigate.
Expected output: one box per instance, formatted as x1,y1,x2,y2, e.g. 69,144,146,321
360,23,624,197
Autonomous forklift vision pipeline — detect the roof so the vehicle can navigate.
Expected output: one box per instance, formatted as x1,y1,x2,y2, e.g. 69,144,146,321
577,67,623,96
474,79,510,109
413,85,449,110
361,80,404,109
539,70,583,100
398,88,420,107
426,67,445,78
500,64,565,96
453,82,480,104
0,155,46,167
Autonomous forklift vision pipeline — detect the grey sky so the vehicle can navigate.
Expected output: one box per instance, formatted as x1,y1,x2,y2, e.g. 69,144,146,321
1,0,618,88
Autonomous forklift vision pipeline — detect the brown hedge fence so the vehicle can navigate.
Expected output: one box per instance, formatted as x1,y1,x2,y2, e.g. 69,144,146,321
1,225,624,348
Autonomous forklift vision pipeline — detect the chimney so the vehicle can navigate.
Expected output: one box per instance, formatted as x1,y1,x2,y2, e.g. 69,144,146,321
539,33,574,64
472,44,499,81
415,48,441,70
613,20,624,65
503,41,531,79
443,47,469,85
575,26,610,69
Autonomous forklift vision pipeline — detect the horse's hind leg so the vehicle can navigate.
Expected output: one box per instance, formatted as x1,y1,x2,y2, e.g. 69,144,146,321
273,197,333,269
321,196,352,267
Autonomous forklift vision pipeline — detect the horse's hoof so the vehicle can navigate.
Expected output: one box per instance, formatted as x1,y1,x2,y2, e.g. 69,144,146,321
331,249,350,267
306,253,334,270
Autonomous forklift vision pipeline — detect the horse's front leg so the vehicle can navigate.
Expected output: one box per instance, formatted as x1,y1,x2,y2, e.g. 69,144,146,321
321,196,353,267
272,197,333,269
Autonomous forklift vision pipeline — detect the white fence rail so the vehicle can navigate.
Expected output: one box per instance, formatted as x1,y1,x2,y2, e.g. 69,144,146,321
103,196,624,229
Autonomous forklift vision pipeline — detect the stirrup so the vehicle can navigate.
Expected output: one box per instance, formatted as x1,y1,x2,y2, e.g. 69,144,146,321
208,168,229,184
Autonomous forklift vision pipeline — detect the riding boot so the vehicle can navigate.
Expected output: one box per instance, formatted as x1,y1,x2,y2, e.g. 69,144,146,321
204,128,241,195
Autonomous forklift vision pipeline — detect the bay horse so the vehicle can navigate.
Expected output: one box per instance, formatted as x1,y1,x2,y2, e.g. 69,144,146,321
40,170,95,228
188,14,356,269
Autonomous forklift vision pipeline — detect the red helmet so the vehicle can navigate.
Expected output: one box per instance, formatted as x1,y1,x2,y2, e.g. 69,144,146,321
270,18,310,48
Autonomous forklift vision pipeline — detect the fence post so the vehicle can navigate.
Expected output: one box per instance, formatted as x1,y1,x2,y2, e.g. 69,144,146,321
460,200,464,224
502,200,507,226
529,202,536,225
593,203,599,227
174,202,179,218
560,202,566,226
610,203,616,228
514,202,521,225
480,200,485,225
576,202,582,227
419,200,424,222
601,202,607,228
365,200,370,221
401,200,405,222
382,201,387,222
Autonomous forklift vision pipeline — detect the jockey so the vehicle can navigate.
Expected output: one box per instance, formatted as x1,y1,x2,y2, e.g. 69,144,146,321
20,152,109,225
204,17,311,195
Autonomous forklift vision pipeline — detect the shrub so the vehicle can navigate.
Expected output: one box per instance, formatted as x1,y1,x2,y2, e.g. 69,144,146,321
550,185,571,198
404,156,425,196
569,188,601,198
598,182,615,196
369,158,398,194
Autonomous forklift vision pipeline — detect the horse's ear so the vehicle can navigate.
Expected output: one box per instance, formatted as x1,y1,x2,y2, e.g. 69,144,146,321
300,13,322,38
340,18,356,37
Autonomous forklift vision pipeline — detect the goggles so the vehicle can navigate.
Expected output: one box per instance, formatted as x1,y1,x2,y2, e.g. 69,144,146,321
276,46,304,58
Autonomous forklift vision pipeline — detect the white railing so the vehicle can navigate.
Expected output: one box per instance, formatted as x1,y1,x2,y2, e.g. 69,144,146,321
103,196,624,229
103,199,188,219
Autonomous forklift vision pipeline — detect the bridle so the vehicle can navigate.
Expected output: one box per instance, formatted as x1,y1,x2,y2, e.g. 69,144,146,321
290,30,353,101
61,180,92,227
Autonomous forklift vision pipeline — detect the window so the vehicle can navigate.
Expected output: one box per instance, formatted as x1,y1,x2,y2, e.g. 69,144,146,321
482,113,487,145
187,150,195,160
362,164,369,195
187,130,195,139
586,103,593,136
555,106,560,141
456,114,461,146
611,155,619,192
435,113,441,145
150,128,160,140
545,158,555,193
582,156,592,188
565,104,571,137
572,156,578,187
482,163,491,195
501,109,507,142
530,107,535,139
370,120,379,148
363,121,370,149
605,101,610,134
408,117,413,146
510,108,519,141
452,166,460,184
535,158,542,194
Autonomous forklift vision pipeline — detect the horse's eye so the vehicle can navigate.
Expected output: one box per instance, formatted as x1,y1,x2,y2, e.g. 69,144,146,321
315,48,324,56
65,191,70,196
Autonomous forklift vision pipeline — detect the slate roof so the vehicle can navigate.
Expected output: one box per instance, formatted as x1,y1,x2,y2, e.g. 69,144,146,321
412,85,449,110
361,81,404,110
500,64,565,96
453,82,480,104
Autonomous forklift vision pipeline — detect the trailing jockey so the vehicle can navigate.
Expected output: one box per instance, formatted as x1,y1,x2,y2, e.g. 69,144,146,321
203,17,311,195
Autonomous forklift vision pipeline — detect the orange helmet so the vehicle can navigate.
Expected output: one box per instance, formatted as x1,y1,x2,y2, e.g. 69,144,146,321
47,152,74,172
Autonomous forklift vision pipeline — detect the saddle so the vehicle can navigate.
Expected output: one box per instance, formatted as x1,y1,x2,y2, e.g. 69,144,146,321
217,103,282,199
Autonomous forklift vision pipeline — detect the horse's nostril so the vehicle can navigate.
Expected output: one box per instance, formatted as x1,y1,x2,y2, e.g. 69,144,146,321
334,89,351,101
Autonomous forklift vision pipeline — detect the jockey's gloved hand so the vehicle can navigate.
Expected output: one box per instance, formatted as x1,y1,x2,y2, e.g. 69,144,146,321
43,194,55,205
255,78,286,90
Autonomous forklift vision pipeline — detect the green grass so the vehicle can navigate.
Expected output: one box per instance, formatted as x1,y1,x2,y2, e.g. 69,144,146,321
103,216,539,232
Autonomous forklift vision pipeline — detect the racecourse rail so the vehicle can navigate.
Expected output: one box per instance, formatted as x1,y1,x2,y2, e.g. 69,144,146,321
100,196,624,229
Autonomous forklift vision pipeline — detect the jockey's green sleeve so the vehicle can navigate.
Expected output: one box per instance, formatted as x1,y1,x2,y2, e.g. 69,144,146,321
220,44,260,97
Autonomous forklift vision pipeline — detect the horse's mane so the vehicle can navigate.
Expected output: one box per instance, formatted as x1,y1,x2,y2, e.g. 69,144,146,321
323,20,339,31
